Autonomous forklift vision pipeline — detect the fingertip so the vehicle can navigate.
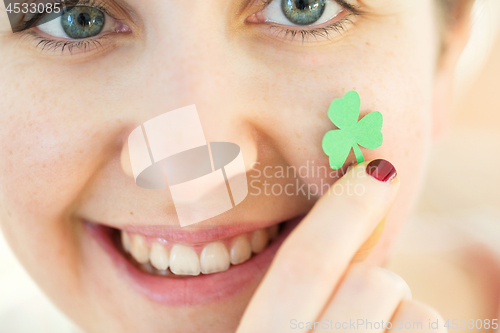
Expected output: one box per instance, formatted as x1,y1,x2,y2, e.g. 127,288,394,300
394,300,448,333
366,159,398,183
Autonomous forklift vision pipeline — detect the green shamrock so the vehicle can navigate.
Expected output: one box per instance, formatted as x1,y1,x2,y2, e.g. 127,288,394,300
322,90,383,170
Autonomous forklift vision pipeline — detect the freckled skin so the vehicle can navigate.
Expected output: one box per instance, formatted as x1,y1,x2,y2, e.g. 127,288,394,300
0,0,466,332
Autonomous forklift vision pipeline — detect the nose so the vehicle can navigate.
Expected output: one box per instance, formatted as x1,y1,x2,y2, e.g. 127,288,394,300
115,13,261,226
120,106,257,182
119,104,257,226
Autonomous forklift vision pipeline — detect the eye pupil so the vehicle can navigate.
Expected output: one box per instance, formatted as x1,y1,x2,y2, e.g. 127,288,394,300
77,13,91,27
296,0,308,11
61,6,105,39
281,0,326,25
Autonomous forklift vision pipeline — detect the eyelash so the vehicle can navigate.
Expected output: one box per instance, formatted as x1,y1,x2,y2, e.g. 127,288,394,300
24,30,112,53
18,0,121,54
18,0,359,53
258,0,360,42
267,16,355,42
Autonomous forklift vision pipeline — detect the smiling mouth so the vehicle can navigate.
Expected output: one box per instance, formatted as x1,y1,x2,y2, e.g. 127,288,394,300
85,217,301,306
118,223,283,277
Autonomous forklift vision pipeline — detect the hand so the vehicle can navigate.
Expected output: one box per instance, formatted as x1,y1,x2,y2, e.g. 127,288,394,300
236,160,446,333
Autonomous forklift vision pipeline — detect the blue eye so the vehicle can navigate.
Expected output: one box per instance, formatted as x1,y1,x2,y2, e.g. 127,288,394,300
281,0,326,25
37,5,115,40
61,6,105,39
262,0,343,27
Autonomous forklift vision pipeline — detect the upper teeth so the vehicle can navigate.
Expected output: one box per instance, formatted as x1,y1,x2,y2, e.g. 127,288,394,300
130,234,150,264
170,244,201,275
200,242,230,274
230,235,252,265
121,225,279,276
150,242,169,271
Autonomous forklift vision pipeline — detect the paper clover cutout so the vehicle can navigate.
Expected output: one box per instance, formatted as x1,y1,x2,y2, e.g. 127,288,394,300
322,90,383,170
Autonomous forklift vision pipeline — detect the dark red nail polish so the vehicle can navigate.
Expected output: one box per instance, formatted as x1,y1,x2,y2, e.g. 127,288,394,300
366,159,397,183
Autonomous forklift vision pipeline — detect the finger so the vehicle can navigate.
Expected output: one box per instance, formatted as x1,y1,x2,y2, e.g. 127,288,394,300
319,264,412,333
388,300,447,333
237,159,400,333
352,217,386,262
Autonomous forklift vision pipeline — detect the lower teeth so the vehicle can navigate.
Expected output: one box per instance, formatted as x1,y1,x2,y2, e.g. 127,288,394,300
138,262,177,277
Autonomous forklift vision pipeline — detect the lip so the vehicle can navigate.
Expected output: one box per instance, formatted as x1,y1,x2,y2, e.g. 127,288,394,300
85,217,302,306
86,218,292,244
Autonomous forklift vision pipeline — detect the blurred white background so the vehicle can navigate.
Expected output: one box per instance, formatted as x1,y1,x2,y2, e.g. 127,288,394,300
390,0,500,327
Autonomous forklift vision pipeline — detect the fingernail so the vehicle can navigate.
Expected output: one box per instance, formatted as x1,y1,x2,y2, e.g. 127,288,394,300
366,159,397,183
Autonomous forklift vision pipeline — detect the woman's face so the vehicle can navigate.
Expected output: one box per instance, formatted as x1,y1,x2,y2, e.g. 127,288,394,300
0,0,446,331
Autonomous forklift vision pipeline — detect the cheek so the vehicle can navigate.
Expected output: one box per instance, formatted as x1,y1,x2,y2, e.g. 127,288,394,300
0,65,72,223
0,55,129,221
0,116,93,220
0,50,143,313
235,54,433,189
0,65,119,315
239,0,436,188
0,99,80,281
